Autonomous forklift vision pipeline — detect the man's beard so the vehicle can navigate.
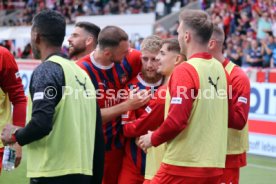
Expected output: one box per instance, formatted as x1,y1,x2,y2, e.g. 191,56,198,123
141,69,163,84
31,44,41,59
69,45,86,58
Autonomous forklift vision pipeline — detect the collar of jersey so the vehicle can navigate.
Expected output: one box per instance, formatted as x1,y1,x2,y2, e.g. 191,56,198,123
188,52,212,60
222,58,230,67
90,51,114,70
137,73,163,87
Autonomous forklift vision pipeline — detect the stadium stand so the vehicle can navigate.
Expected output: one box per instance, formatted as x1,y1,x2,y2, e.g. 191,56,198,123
0,0,275,73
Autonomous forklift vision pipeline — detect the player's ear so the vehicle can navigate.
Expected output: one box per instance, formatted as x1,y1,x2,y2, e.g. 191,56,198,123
103,47,112,57
86,36,94,46
184,31,190,43
208,39,216,50
174,54,184,66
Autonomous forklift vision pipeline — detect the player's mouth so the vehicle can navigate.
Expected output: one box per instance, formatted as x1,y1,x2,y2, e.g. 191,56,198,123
147,70,155,74
68,44,73,49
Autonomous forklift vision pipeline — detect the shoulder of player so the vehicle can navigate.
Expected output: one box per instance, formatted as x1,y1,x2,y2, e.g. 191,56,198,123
30,61,64,96
32,61,63,81
75,55,94,73
128,48,141,56
170,62,199,89
125,49,141,61
231,66,250,84
0,46,17,68
76,55,91,66
173,62,198,78
0,46,12,56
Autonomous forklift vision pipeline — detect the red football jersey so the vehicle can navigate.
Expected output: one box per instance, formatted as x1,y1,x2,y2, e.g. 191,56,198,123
76,49,142,151
122,73,162,176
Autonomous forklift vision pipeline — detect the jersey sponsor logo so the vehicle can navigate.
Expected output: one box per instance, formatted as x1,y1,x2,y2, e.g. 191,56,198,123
15,72,21,79
238,96,248,104
33,92,44,101
120,73,128,84
208,76,220,94
145,106,152,113
171,97,182,104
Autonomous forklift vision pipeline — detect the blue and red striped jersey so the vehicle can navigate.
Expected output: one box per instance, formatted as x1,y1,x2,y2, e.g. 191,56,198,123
76,48,142,151
122,73,162,176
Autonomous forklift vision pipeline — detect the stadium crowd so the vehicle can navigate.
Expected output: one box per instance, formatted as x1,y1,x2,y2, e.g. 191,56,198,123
1,0,276,68
0,0,192,25
154,0,276,68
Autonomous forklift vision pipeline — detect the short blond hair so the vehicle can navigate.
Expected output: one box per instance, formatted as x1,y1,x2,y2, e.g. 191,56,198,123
179,9,213,44
140,35,163,53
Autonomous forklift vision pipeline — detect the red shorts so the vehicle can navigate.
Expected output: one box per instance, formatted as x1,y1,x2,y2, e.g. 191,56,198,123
118,155,144,184
151,165,221,184
102,148,124,184
219,168,240,184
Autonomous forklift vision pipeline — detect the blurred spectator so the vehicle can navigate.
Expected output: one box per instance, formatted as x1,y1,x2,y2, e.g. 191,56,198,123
21,43,32,59
2,40,12,51
257,12,272,40
262,34,276,67
16,47,22,58
272,12,276,37
154,24,168,39
169,21,179,36
270,37,276,68
107,0,119,14
246,39,264,67
155,0,165,19
226,42,243,67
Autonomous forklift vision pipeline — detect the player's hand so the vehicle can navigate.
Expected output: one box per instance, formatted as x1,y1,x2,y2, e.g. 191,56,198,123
126,88,151,111
136,136,148,153
1,124,19,145
138,131,153,153
135,137,140,146
13,142,22,168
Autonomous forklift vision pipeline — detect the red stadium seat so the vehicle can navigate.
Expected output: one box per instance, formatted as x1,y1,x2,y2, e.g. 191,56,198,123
268,69,276,83
256,69,266,83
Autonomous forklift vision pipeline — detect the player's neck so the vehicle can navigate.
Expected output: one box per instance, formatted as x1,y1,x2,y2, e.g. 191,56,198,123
186,43,209,59
41,45,61,61
75,49,93,60
213,53,225,64
93,50,113,66
163,71,173,85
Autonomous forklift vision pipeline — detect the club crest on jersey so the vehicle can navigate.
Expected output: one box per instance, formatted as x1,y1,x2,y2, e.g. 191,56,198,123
120,73,128,84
